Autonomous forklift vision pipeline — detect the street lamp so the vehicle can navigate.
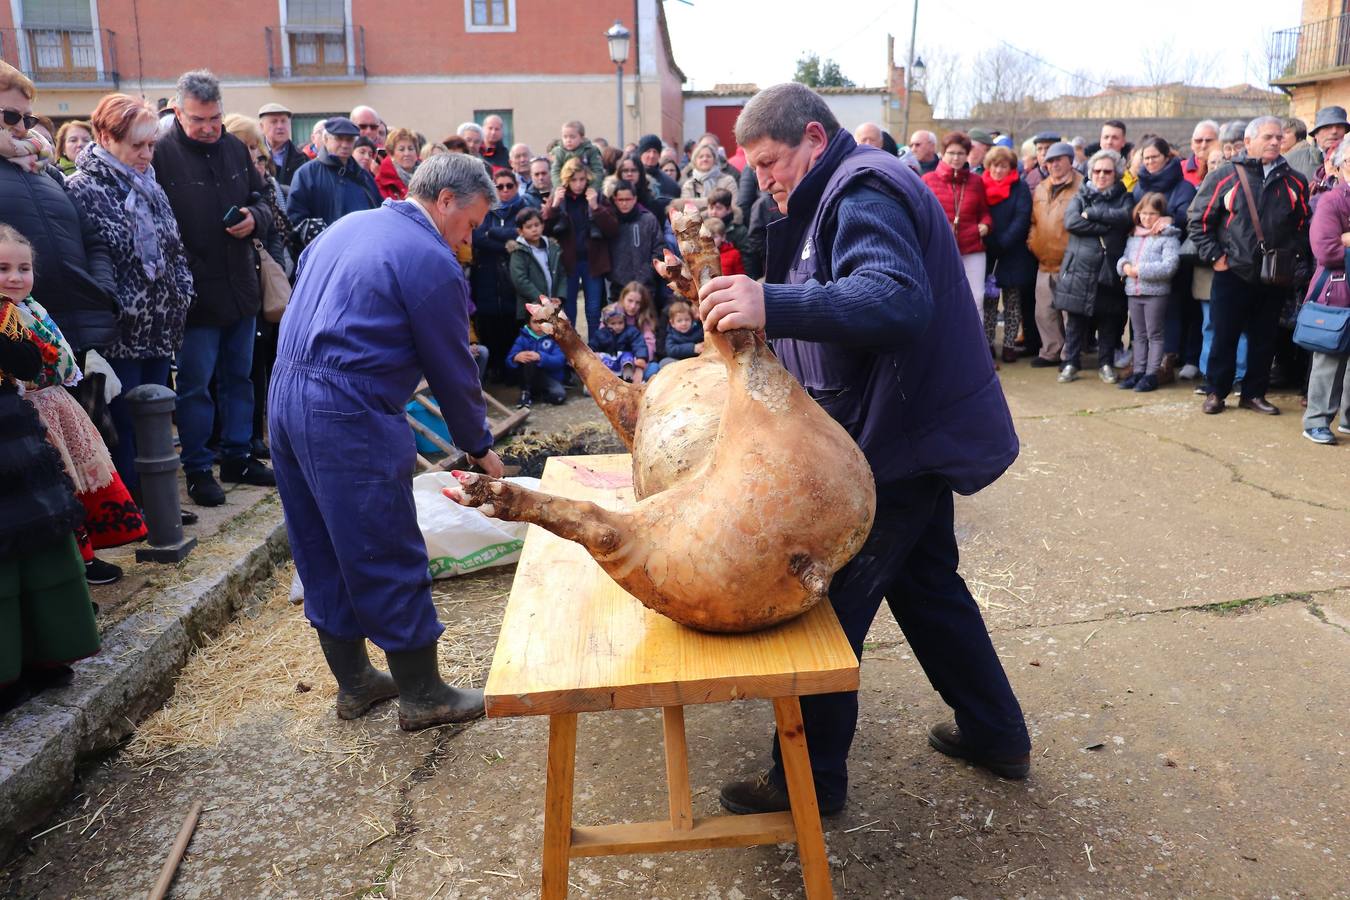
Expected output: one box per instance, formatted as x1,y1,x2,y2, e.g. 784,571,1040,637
901,0,919,145
606,20,631,147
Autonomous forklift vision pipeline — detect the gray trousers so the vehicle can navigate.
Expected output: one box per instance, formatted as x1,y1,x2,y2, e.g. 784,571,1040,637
1302,351,1350,431
1128,295,1167,375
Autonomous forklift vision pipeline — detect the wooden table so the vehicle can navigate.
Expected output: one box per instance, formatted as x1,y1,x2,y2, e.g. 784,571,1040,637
485,454,859,899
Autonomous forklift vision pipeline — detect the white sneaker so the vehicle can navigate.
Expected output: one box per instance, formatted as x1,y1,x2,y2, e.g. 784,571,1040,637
1178,363,1200,380
1339,422,1350,435
1099,364,1117,384
1057,365,1079,383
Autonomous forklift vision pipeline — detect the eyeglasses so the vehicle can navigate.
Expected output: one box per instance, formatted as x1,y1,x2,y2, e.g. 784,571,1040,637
357,123,380,131
0,108,40,130
255,154,268,163
496,182,517,191
1090,168,1115,176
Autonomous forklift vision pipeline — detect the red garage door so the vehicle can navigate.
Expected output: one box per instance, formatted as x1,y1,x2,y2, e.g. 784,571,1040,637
704,105,744,155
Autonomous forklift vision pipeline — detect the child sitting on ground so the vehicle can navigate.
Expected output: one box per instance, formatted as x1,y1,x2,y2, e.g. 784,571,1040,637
589,303,649,383
663,300,704,360
549,120,605,190
618,281,659,356
506,320,568,408
703,217,745,276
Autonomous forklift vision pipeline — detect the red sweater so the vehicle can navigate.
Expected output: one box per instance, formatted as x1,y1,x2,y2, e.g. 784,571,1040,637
922,161,992,255
718,242,745,276
376,154,409,200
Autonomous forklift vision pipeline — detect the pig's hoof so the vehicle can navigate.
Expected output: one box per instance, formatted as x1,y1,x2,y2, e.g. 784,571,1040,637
445,472,519,520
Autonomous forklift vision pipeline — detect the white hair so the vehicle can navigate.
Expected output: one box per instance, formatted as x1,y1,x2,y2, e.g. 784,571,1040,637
457,121,484,139
1192,119,1220,139
408,152,494,206
1244,116,1282,141
1089,148,1123,176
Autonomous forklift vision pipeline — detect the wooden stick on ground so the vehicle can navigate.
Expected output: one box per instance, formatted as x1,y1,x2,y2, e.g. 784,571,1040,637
148,800,203,900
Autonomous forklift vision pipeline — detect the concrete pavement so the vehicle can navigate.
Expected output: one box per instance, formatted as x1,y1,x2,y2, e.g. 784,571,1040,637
2,361,1348,898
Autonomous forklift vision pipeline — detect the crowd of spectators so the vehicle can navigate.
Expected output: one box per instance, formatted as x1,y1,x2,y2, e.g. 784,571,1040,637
3,53,1349,603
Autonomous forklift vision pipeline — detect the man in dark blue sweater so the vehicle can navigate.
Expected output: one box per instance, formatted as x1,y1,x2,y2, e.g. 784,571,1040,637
699,82,1030,816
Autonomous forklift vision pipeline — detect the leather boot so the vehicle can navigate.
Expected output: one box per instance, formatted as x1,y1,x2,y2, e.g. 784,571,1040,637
1156,352,1178,386
315,631,399,720
385,644,485,731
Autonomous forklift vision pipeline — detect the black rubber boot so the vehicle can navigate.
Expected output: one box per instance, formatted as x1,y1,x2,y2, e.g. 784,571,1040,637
314,631,399,720
385,644,485,731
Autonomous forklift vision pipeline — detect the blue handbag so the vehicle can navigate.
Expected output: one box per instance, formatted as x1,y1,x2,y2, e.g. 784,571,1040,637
1293,288,1350,355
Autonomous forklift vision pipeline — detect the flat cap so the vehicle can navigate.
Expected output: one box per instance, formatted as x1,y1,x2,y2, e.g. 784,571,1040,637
323,116,360,137
257,102,292,117
1043,141,1075,162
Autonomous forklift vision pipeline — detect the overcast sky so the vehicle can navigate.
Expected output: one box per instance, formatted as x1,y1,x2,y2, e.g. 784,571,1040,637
665,0,1302,103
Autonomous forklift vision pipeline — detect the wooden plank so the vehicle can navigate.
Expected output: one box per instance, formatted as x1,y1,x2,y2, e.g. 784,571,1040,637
661,707,693,830
774,696,833,900
541,713,577,900
569,812,797,857
485,455,859,718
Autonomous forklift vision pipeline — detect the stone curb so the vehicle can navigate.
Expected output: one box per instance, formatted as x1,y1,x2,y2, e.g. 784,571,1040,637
0,496,289,859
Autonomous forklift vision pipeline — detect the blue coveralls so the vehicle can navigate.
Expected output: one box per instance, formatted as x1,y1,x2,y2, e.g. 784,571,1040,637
269,200,493,652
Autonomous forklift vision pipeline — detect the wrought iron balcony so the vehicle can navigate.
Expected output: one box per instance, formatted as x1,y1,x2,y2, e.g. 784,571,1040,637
1270,14,1350,86
0,27,119,89
265,25,366,82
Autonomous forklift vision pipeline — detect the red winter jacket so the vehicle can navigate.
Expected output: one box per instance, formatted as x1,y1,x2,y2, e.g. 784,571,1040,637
718,241,745,276
923,161,991,255
376,154,409,201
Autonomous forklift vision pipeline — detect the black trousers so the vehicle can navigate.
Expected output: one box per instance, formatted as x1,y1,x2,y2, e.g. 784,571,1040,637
768,475,1030,804
1206,270,1284,401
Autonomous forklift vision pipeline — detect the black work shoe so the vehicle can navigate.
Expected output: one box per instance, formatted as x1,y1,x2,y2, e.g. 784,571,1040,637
220,456,276,487
927,722,1030,779
250,437,271,460
84,557,122,585
719,771,845,817
1029,356,1060,368
186,469,226,507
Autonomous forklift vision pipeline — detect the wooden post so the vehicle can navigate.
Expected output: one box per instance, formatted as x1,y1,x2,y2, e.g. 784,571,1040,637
661,706,693,830
542,713,578,899
773,697,833,900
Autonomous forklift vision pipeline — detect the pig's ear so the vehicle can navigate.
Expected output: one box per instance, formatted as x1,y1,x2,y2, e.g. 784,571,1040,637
525,302,541,317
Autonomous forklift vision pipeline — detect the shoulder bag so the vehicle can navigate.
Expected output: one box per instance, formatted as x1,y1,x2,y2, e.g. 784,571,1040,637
1232,164,1295,287
1294,249,1350,355
254,239,291,323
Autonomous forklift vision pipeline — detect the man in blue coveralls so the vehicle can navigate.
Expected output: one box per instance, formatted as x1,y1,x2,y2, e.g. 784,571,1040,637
698,83,1031,815
270,154,505,731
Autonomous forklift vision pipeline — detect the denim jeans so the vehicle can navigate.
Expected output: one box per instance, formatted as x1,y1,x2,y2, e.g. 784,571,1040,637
564,258,606,340
107,357,173,493
176,317,257,473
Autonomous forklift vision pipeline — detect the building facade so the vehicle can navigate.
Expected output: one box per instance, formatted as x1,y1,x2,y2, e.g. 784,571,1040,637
0,0,686,152
683,84,889,152
1271,0,1350,122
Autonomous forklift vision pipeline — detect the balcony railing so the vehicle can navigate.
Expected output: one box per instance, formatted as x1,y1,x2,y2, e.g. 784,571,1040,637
0,27,119,88
265,25,366,82
1270,14,1350,85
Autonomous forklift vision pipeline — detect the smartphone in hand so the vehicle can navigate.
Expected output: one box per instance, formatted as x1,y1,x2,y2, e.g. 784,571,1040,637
222,206,246,228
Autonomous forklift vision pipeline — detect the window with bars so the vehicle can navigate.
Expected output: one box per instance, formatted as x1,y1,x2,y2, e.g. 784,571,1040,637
465,0,515,33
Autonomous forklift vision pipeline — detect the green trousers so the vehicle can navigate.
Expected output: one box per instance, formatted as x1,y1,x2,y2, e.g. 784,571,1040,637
0,534,100,686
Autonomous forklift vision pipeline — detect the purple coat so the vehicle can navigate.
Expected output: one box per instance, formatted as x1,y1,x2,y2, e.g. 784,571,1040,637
762,131,1018,493
1308,179,1350,309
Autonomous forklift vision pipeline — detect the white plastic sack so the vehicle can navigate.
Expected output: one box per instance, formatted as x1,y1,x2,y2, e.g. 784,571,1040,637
413,472,540,578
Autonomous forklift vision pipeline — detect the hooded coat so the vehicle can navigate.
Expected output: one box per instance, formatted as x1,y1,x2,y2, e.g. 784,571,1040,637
1052,179,1134,317
1133,157,1197,225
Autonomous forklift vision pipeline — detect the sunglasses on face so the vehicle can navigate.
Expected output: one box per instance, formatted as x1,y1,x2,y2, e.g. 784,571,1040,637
1091,168,1115,175
0,108,39,130
357,123,380,131
496,182,516,191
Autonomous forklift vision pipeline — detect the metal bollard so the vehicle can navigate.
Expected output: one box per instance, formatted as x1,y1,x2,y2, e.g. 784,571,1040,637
126,384,198,563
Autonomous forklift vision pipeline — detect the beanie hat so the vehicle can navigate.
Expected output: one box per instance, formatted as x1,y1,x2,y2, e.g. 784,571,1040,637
637,134,663,156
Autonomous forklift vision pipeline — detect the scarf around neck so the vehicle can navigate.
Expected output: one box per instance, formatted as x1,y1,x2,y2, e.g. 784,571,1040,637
981,168,1018,206
90,144,165,280
0,128,56,174
7,296,80,389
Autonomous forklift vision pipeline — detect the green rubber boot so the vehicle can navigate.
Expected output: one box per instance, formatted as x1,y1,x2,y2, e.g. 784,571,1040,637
384,644,485,731
314,631,399,720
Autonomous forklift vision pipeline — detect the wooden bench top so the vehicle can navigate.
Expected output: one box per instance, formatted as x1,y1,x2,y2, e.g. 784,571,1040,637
484,454,859,718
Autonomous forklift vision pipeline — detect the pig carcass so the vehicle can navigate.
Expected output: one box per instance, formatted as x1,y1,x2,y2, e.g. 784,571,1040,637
445,211,876,632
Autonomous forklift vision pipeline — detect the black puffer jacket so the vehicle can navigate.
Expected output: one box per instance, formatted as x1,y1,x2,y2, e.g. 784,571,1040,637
1189,152,1311,284
154,120,274,328
1053,179,1133,317
0,163,117,351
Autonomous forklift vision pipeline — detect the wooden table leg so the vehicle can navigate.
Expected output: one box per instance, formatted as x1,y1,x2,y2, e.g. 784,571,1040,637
661,706,693,830
773,697,833,900
542,713,578,900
